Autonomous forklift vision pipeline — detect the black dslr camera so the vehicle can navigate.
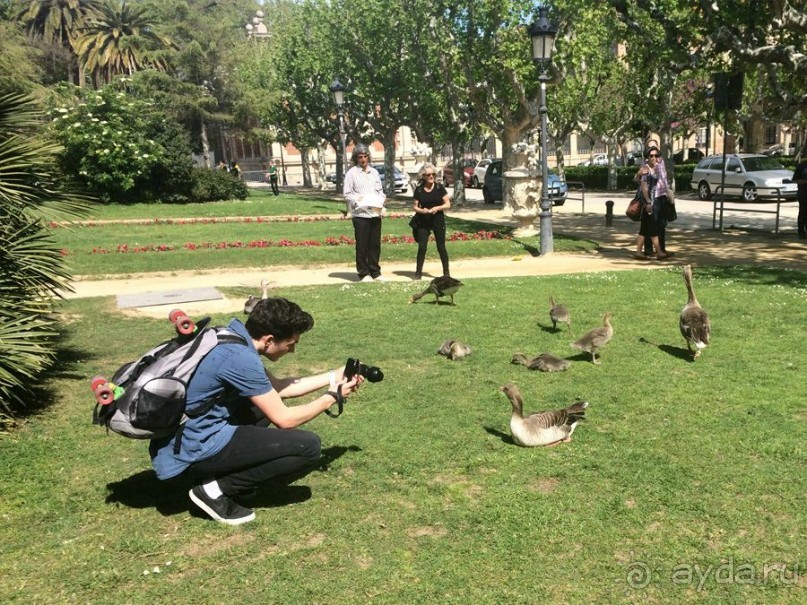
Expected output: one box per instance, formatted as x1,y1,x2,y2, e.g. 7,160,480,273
344,357,384,383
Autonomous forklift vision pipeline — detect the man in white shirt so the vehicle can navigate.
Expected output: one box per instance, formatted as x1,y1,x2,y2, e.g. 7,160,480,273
343,144,387,282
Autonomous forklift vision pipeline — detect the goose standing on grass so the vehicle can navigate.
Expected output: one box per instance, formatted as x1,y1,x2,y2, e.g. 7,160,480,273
549,297,571,332
570,313,613,364
244,279,269,314
437,339,472,360
409,275,464,305
511,352,570,372
499,383,588,447
679,265,711,359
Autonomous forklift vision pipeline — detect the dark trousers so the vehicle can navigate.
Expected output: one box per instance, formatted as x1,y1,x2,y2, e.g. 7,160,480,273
270,175,279,196
352,216,382,278
415,225,450,276
644,195,668,255
187,425,321,497
798,198,807,235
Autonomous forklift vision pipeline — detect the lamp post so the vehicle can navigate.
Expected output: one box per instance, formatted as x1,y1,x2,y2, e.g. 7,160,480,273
329,77,347,191
528,6,557,255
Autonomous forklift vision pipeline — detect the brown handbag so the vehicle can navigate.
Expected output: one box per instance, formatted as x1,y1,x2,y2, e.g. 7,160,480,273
626,197,642,221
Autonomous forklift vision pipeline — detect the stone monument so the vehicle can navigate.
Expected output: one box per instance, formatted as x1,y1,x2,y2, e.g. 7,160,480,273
503,142,544,237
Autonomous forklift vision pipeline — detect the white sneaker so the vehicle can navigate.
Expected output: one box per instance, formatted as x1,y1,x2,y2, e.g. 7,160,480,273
374,275,387,282
360,275,374,283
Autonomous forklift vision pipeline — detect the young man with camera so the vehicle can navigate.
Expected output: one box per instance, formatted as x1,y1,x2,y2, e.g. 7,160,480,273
149,297,363,526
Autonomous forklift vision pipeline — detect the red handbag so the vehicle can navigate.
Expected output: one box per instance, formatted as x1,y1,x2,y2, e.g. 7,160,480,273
626,197,642,221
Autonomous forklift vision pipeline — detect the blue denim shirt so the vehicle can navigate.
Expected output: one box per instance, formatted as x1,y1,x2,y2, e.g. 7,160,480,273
149,319,272,480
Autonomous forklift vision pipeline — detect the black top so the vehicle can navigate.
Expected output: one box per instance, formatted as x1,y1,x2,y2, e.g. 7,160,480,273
413,183,448,229
793,162,807,201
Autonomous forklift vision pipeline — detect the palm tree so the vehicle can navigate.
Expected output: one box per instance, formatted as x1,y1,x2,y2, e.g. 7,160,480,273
73,0,176,87
0,92,89,421
15,0,102,85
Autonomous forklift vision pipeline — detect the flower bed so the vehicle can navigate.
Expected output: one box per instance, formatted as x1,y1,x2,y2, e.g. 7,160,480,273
74,230,510,255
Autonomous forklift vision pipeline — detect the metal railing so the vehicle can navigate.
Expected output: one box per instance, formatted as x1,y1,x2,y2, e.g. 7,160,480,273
711,185,797,233
563,181,587,213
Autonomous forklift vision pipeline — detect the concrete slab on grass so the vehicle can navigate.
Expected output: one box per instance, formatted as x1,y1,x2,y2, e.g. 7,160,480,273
117,286,224,309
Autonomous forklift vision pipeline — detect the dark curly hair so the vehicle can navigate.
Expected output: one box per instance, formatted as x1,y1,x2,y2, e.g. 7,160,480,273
245,297,314,340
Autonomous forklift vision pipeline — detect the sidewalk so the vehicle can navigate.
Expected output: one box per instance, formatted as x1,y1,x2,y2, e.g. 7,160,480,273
64,192,806,317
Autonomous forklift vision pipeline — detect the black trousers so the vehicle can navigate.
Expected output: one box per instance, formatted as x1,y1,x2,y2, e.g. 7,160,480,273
270,175,279,195
798,198,807,235
352,216,382,278
644,195,668,254
415,225,450,276
187,425,321,497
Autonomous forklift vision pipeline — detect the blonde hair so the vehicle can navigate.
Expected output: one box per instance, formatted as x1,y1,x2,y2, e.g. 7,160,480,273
418,163,437,181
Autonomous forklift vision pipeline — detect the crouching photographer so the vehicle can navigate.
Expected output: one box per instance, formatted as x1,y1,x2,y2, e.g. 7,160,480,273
149,297,364,526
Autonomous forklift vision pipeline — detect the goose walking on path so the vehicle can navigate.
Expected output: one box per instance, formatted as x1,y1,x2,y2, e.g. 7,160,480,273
499,383,588,447
409,275,464,305
679,265,711,359
570,313,613,364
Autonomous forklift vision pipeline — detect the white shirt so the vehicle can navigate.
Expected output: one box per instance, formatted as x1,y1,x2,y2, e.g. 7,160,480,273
343,165,385,218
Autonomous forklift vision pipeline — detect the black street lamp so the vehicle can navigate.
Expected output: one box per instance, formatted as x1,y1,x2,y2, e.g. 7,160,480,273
329,77,347,191
528,6,557,255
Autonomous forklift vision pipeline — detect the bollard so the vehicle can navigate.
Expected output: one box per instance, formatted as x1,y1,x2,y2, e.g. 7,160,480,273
605,200,614,226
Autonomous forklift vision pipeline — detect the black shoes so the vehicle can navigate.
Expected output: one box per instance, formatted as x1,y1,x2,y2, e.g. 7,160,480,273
189,485,256,526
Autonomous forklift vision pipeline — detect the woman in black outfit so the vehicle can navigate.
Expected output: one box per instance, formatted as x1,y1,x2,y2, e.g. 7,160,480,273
411,163,451,280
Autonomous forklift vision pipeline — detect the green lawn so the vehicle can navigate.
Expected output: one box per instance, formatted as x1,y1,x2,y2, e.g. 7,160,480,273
52,208,596,276
1,267,805,603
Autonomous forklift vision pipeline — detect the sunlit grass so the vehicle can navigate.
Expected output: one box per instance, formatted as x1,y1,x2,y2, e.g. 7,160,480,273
1,267,805,603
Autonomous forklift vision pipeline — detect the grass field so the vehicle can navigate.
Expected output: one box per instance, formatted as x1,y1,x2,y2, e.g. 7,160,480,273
1,266,806,604
52,190,596,276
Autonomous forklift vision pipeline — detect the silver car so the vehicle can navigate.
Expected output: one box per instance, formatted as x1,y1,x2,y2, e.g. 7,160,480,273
690,154,797,201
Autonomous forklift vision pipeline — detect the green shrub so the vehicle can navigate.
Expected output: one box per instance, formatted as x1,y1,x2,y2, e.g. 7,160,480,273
189,167,248,202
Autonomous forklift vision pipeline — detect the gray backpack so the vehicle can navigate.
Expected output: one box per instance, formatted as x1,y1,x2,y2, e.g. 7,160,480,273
92,317,246,445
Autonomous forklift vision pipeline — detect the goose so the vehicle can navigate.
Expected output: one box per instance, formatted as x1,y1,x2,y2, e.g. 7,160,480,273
549,297,571,332
570,312,613,364
409,275,464,305
679,265,711,359
499,383,588,447
437,339,472,360
511,352,570,372
244,279,269,314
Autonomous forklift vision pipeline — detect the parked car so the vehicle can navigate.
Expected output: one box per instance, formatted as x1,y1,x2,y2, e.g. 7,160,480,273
441,158,476,187
471,158,497,188
578,152,624,167
673,147,704,163
625,150,645,166
325,165,407,193
373,165,408,193
482,160,568,205
689,154,797,201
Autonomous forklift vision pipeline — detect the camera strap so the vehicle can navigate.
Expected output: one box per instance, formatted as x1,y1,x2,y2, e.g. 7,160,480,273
324,384,345,418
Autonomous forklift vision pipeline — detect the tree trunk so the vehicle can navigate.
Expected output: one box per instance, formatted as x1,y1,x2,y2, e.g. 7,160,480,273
450,141,468,205
200,121,211,169
383,129,396,197
301,149,313,188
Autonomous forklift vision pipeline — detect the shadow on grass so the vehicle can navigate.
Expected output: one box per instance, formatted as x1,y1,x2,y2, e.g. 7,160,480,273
639,336,693,362
105,444,362,516
484,426,516,446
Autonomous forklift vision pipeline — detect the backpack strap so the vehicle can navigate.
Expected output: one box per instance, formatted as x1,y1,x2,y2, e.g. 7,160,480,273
172,330,248,455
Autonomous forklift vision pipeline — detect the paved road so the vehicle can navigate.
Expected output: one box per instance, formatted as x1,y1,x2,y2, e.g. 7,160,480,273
64,186,805,317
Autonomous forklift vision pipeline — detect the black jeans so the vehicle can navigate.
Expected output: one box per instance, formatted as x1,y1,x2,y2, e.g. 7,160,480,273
352,216,382,278
187,425,321,497
270,176,279,196
415,225,450,276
